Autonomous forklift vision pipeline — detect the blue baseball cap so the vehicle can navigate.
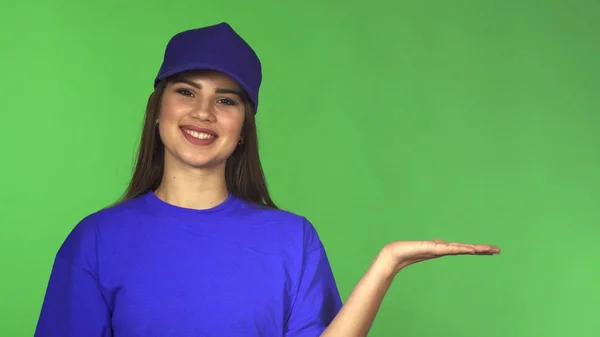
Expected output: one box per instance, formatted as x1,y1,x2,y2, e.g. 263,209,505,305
154,22,262,113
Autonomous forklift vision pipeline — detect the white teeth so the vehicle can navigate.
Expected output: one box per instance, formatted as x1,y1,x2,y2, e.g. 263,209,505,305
184,129,215,140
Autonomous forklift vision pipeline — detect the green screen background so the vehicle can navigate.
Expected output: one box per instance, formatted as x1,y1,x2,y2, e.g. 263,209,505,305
1,1,599,336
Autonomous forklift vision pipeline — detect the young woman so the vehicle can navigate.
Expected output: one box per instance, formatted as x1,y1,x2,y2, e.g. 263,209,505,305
34,22,500,337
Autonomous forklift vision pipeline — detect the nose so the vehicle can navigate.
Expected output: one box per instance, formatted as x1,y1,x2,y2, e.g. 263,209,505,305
191,97,217,122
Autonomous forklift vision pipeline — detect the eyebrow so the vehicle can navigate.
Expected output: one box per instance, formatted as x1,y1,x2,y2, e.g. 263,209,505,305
173,78,244,99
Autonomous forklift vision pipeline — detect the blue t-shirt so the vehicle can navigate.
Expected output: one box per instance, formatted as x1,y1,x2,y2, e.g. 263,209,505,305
34,191,342,337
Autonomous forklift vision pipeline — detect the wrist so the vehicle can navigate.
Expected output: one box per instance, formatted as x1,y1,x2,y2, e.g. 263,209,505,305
369,248,402,282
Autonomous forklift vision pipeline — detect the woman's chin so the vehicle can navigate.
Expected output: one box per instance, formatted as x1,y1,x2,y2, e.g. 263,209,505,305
180,155,227,170
164,145,233,170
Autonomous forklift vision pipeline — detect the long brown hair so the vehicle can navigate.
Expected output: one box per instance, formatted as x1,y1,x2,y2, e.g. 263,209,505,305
113,75,277,209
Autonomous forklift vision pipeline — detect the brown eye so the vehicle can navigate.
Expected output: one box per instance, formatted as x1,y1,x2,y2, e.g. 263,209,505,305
217,98,237,106
176,89,194,97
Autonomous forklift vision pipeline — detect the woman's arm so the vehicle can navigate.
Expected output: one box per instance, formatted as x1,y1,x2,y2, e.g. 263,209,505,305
34,217,112,337
320,240,500,337
319,250,396,337
34,255,113,337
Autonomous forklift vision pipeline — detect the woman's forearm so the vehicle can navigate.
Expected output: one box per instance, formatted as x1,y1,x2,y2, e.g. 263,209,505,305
320,250,398,337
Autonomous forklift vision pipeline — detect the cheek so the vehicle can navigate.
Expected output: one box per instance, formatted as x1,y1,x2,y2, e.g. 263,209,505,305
220,114,245,141
157,104,186,145
160,99,188,122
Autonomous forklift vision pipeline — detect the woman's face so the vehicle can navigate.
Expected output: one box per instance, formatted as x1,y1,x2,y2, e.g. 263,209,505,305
157,70,246,170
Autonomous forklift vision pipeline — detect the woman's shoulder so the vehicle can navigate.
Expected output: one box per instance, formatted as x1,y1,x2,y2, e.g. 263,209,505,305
53,197,143,264
237,201,324,252
86,194,148,224
238,200,311,228
63,193,150,242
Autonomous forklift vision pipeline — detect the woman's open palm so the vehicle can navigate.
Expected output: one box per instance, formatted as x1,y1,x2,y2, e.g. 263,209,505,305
382,239,501,271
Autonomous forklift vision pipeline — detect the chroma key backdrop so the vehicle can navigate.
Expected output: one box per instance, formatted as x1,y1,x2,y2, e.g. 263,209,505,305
1,1,598,336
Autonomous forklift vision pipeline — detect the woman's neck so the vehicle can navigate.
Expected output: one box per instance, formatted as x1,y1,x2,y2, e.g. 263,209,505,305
154,163,230,211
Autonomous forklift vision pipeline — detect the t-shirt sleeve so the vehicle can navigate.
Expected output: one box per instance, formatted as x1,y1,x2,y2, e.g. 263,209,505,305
284,218,343,337
34,215,112,337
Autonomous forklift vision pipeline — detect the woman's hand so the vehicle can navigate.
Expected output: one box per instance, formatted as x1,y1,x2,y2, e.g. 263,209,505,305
379,239,501,274
320,239,501,337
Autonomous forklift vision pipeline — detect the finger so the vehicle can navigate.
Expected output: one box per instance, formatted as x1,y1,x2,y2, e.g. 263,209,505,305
473,244,501,254
460,243,500,254
423,240,500,256
440,243,477,255
447,242,500,255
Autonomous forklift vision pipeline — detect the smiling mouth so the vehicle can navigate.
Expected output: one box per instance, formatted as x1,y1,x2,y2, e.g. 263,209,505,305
182,128,216,140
